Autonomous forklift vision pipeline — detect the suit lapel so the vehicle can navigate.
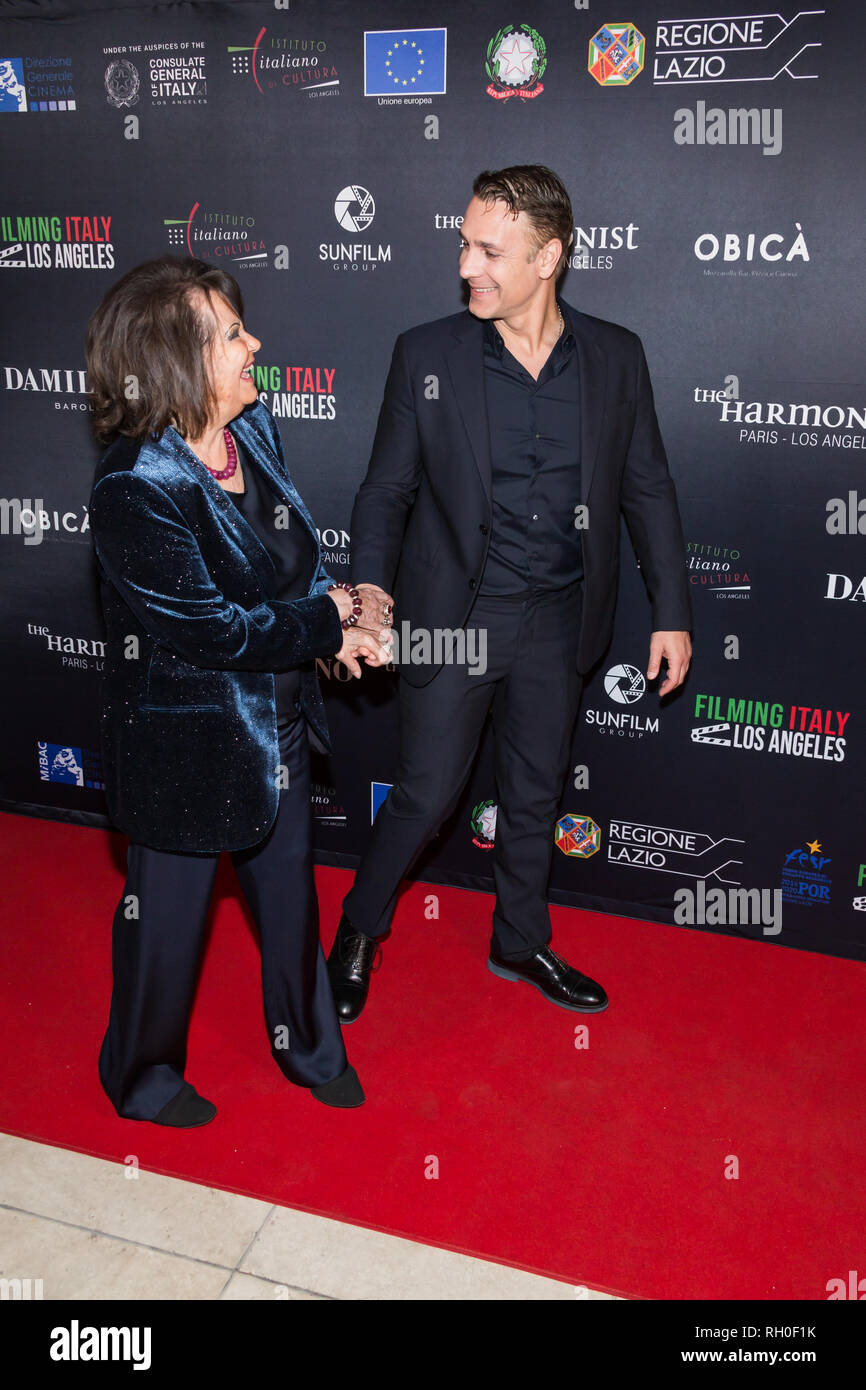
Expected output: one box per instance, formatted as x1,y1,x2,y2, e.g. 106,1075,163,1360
560,299,608,504
446,314,492,505
160,421,279,597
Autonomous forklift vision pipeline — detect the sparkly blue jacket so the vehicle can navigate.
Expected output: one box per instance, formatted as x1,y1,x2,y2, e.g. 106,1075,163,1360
89,400,344,853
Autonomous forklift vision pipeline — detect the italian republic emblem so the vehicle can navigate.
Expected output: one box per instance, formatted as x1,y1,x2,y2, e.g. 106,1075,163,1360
105,59,140,108
486,24,546,101
555,814,601,858
470,800,498,850
588,23,645,87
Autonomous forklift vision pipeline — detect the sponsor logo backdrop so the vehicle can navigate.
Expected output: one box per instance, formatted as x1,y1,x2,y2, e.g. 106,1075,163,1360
1,0,863,961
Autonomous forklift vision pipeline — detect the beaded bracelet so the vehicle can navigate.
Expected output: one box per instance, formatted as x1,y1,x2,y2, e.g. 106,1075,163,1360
328,581,362,629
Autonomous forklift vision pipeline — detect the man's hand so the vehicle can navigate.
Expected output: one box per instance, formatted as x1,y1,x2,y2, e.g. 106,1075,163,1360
355,582,395,632
647,630,692,697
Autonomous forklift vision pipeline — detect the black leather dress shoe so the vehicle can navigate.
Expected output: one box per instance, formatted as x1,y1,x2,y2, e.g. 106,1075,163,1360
326,914,381,1024
488,944,609,1012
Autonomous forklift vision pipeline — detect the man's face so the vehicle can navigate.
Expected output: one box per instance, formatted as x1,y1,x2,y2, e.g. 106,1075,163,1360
458,195,551,320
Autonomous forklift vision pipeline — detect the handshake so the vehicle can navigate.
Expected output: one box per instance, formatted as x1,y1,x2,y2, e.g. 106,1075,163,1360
327,581,395,679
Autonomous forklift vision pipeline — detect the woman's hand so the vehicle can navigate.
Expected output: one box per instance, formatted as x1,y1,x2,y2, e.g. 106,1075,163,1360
327,587,355,625
334,622,394,679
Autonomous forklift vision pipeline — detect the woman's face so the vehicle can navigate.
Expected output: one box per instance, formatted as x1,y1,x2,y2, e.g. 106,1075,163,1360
200,289,261,428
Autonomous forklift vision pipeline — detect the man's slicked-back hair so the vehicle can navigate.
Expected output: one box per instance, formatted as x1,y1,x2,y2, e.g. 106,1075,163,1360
472,165,574,277
85,255,245,443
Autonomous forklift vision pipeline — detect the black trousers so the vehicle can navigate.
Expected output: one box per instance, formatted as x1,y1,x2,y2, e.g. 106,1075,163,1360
99,712,347,1120
343,581,585,959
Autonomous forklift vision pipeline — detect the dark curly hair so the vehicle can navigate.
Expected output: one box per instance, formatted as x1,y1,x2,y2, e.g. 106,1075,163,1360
85,255,245,442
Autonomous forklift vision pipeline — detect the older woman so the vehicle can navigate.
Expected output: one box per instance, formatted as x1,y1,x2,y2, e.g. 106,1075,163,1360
86,255,393,1124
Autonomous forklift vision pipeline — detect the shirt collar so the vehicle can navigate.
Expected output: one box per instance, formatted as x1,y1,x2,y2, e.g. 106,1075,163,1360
483,301,575,358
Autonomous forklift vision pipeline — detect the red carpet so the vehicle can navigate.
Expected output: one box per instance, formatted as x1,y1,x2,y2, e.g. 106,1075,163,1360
1,809,864,1300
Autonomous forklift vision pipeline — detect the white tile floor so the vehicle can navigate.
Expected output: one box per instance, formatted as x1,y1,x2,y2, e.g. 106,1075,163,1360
0,1133,619,1300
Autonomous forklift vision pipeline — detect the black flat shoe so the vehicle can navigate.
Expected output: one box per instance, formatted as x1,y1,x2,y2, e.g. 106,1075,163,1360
152,1081,217,1127
488,945,609,1013
326,914,381,1024
310,1063,365,1108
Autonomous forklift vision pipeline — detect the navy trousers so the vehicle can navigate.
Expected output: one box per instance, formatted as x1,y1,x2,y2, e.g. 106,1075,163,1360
343,581,585,959
99,711,347,1120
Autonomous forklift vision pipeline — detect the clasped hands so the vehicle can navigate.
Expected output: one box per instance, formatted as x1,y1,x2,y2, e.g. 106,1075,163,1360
329,582,395,679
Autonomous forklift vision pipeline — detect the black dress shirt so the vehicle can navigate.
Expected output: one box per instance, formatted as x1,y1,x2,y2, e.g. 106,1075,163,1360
227,437,318,714
479,304,583,595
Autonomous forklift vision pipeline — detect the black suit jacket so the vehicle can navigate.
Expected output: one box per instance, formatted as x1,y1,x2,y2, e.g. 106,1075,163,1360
350,298,692,685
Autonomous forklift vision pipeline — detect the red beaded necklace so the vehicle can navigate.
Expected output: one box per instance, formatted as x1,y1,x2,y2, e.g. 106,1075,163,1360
201,427,238,481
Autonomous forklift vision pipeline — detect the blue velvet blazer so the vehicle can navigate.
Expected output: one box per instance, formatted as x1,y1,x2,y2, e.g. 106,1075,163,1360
89,399,344,854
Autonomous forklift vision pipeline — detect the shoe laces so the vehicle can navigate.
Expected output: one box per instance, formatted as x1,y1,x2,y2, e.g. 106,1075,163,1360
542,946,586,985
339,931,382,972
541,945,569,971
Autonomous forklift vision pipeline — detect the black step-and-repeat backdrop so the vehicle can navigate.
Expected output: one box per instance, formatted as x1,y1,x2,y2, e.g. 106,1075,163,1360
2,1,864,960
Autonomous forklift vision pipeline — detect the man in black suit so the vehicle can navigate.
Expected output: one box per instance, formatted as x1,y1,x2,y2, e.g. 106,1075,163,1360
329,165,692,1022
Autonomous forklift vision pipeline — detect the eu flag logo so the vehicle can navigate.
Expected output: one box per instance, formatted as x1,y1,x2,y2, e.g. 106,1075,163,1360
364,28,447,96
